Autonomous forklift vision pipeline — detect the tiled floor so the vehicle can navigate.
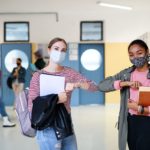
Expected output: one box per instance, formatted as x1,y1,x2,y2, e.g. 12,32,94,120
0,104,123,150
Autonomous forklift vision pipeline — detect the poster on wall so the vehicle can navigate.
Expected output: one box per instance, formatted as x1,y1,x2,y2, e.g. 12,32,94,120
68,43,78,61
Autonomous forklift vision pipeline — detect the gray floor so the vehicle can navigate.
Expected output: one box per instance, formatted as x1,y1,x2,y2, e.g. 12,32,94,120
0,104,124,150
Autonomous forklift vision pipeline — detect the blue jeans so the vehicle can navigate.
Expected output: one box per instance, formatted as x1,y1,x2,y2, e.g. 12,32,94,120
36,128,78,150
0,98,7,117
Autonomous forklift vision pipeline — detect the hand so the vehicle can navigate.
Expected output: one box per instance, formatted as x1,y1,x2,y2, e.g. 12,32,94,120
13,72,18,77
13,69,19,77
58,92,67,103
66,82,84,89
128,99,138,111
74,82,90,90
78,82,90,90
65,83,75,91
129,81,142,89
120,81,142,89
65,82,90,91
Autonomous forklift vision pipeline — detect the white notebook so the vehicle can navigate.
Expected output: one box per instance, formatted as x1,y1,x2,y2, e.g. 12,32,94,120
40,74,65,96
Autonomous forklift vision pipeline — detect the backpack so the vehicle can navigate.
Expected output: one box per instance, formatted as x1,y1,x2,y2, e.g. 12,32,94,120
15,88,36,137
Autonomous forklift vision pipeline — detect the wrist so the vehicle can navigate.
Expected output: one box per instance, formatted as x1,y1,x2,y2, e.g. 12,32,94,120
137,105,142,113
120,81,128,87
74,83,80,88
137,105,145,114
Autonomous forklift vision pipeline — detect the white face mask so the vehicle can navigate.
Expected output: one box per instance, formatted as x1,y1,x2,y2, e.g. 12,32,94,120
49,49,66,64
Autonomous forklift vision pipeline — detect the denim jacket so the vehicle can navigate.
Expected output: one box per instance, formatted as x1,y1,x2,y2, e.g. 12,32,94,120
11,66,26,83
98,65,150,150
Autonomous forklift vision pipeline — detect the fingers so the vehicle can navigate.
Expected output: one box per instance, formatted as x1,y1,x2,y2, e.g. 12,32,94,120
128,99,138,104
58,92,67,103
129,81,142,89
74,83,80,88
80,82,90,90
134,81,141,88
65,82,81,91
65,83,74,91
128,99,134,103
65,82,90,91
127,100,138,110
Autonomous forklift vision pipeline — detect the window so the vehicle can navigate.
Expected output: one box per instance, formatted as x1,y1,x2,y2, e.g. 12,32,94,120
80,21,103,41
4,22,30,42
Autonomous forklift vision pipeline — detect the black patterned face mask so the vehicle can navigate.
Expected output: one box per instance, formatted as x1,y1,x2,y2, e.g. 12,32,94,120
130,55,148,68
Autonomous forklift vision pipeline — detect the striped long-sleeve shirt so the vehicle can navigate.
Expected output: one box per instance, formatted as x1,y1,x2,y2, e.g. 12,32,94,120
28,66,98,112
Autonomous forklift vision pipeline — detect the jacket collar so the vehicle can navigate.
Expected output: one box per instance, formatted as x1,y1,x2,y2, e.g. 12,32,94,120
127,65,136,73
127,65,150,79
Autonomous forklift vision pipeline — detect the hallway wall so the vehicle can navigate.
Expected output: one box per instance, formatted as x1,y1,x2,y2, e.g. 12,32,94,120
0,0,150,43
0,0,148,104
105,42,131,103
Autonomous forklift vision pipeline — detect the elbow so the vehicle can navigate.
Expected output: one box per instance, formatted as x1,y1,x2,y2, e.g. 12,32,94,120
87,84,99,92
98,83,105,91
98,84,115,92
98,86,106,92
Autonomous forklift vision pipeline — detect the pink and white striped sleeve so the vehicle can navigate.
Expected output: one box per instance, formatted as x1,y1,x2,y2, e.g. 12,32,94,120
70,69,98,91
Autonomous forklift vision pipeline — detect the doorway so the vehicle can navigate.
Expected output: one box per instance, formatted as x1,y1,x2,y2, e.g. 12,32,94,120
79,43,104,104
1,43,31,106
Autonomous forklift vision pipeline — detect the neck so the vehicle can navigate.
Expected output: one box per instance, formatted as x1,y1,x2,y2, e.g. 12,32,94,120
46,61,63,72
136,63,149,72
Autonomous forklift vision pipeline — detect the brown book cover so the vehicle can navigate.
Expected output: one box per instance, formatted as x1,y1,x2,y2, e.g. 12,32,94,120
138,86,150,107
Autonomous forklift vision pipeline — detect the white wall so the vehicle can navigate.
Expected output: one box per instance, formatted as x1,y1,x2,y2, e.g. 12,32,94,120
0,0,150,43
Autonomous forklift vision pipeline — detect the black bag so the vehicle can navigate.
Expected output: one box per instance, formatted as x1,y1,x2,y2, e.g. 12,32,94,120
31,94,74,140
31,94,58,130
54,103,74,140
7,76,14,89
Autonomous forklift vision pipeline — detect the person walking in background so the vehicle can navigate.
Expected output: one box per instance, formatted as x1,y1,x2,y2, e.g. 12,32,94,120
11,58,26,108
34,49,46,70
0,99,16,127
99,39,150,150
0,70,15,127
30,49,46,73
28,37,98,150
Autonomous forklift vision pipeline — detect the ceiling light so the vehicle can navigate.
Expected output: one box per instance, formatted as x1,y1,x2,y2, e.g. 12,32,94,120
97,2,132,10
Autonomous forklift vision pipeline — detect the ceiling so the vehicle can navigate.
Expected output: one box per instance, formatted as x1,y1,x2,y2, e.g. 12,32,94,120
0,0,150,42
0,0,150,13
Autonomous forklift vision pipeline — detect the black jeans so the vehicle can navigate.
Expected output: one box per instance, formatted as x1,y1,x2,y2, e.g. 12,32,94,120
127,113,150,150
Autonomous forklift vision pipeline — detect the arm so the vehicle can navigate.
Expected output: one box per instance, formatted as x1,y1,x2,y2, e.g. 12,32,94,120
28,72,68,112
67,69,98,91
98,70,124,92
22,68,26,78
128,100,149,115
98,68,139,92
120,81,142,89
11,68,16,77
18,67,26,79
